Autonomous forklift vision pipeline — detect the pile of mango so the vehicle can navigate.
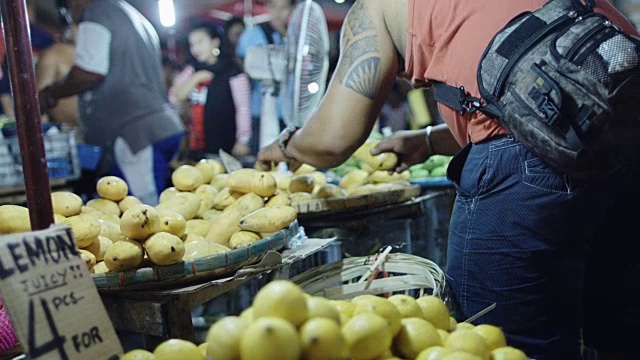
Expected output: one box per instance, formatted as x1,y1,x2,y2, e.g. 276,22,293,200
0,159,299,274
275,140,414,201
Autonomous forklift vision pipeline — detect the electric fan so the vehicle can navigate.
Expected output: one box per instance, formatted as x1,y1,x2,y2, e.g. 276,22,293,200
244,0,330,149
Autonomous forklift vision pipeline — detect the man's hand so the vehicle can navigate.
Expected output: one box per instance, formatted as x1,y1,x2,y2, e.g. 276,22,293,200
37,86,58,114
231,141,250,158
257,141,301,171
371,129,430,173
193,70,214,84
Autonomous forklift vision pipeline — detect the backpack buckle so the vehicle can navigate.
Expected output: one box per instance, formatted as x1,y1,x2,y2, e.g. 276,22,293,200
458,86,482,116
539,95,561,126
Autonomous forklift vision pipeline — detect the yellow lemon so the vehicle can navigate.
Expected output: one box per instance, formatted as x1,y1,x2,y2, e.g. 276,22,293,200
388,294,423,318
331,300,356,324
456,322,476,331
197,343,207,357
416,296,451,330
120,349,154,360
394,317,443,359
473,324,507,351
442,352,483,360
449,317,458,331
353,296,402,336
416,346,452,360
153,339,204,360
342,313,393,360
445,329,490,360
490,346,529,360
239,317,300,360
374,349,395,360
300,317,346,360
252,280,309,326
307,296,341,324
239,307,254,322
205,316,249,360
350,294,380,305
438,329,450,343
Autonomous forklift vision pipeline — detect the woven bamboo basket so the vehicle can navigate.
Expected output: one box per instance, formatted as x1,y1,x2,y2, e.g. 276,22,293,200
291,250,447,301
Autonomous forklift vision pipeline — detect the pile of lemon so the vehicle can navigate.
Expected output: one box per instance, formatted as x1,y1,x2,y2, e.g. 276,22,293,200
120,280,529,360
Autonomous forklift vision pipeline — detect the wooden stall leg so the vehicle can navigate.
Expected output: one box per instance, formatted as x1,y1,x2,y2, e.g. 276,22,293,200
165,296,196,342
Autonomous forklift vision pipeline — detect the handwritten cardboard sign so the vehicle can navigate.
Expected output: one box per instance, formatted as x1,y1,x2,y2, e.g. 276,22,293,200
0,225,122,360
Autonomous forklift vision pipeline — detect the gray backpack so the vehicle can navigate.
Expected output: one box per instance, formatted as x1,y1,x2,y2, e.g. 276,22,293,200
434,0,640,179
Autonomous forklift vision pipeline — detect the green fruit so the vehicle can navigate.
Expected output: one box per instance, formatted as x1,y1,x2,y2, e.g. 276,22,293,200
332,165,359,178
343,157,359,167
423,155,451,171
369,131,384,141
430,166,447,178
411,169,431,179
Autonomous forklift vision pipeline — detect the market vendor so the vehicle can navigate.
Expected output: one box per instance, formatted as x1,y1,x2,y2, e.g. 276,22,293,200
257,0,640,359
38,0,184,206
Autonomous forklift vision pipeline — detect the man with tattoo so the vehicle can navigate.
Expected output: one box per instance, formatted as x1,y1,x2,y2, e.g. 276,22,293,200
258,1,640,359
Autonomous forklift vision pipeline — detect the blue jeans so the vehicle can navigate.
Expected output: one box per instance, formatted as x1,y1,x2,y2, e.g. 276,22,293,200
445,136,619,359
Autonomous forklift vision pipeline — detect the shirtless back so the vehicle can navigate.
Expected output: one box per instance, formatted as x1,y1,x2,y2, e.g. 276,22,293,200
35,40,78,126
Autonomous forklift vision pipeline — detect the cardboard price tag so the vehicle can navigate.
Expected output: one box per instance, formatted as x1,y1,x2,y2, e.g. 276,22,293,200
0,225,122,360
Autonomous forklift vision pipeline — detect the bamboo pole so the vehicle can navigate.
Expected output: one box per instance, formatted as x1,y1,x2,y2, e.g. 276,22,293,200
0,0,54,230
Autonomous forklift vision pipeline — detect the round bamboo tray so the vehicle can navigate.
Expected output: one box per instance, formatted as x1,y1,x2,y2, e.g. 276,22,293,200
93,221,301,291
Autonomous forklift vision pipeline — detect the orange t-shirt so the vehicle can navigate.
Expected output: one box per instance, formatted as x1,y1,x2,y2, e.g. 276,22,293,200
405,0,639,146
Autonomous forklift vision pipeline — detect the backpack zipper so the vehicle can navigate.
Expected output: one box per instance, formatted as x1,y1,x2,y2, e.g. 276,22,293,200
494,12,576,97
571,27,617,64
564,21,609,61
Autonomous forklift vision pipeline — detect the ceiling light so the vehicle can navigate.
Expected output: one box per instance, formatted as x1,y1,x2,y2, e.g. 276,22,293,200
158,0,175,28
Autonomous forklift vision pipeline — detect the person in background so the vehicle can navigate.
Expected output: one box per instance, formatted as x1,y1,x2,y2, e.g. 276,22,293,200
0,63,12,119
236,0,295,156
38,0,184,206
35,23,78,127
256,0,640,359
378,79,411,135
224,16,246,64
169,21,251,160
0,0,55,118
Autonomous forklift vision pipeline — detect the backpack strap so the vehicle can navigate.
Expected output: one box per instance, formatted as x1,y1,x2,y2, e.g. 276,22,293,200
259,22,276,45
432,82,486,116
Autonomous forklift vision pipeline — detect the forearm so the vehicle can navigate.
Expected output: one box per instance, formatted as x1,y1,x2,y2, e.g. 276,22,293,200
285,126,362,169
229,74,252,143
47,66,103,100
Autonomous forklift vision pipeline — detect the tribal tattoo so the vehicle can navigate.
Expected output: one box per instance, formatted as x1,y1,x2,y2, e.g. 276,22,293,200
335,0,381,100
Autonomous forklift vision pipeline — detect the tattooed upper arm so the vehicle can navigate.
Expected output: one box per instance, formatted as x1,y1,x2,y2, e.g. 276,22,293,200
334,0,382,100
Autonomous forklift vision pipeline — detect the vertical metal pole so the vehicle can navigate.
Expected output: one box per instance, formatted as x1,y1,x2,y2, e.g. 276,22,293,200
0,0,54,230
